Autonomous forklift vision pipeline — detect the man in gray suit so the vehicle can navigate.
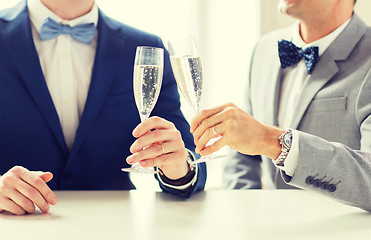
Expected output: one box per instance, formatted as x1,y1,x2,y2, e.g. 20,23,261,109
190,0,371,211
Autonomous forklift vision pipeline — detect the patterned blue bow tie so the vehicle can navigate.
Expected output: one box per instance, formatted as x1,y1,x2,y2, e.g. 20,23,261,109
278,40,319,74
40,17,96,44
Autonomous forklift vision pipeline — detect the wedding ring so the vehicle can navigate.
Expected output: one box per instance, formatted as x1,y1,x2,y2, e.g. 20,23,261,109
159,143,165,155
212,126,218,136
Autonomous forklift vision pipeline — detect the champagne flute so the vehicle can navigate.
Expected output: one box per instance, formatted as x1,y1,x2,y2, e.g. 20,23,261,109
121,46,164,174
168,36,225,165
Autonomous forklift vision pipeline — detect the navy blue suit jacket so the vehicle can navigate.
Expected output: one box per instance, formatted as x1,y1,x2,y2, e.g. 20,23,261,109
0,1,206,197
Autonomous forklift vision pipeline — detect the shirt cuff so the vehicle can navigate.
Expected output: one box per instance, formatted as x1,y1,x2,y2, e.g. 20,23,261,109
276,129,300,177
156,149,198,190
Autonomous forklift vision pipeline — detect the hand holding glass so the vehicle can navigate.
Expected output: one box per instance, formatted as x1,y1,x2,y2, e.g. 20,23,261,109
121,46,164,174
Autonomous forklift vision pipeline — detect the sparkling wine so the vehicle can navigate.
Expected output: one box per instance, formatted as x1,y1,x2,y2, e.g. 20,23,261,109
170,56,203,113
133,65,163,121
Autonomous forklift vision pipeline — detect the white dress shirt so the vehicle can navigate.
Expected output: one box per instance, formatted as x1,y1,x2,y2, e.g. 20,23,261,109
277,19,351,176
28,0,98,150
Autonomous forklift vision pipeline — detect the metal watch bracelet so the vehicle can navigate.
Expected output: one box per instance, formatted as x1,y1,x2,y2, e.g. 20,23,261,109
274,129,293,167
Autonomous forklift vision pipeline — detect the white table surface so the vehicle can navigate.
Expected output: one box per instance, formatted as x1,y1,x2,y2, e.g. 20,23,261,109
0,190,370,240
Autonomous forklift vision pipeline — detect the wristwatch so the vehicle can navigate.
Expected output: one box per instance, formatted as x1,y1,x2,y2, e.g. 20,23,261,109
186,150,196,172
274,129,293,167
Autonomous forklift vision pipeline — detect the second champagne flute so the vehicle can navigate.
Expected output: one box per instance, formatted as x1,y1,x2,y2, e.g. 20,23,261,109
168,37,225,165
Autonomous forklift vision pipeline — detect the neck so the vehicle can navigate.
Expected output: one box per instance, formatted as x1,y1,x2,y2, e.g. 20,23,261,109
40,0,95,20
298,3,353,43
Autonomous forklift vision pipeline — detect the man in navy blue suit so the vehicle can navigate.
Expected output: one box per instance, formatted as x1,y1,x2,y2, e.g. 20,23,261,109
0,0,206,215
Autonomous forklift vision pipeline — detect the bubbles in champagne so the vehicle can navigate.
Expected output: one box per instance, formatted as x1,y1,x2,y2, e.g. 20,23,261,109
188,57,202,104
170,56,202,113
133,65,163,121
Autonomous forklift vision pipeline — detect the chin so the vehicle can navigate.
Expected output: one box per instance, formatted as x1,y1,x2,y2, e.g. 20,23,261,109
278,0,298,15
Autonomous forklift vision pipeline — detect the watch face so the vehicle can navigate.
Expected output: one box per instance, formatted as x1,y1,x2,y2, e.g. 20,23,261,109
283,132,293,148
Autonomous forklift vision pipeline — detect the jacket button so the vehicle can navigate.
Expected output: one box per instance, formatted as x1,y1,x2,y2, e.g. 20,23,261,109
306,176,314,185
321,181,330,190
313,179,322,188
328,184,337,192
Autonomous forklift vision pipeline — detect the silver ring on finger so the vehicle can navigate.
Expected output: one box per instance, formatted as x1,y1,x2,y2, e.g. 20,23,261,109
212,126,218,136
159,142,165,155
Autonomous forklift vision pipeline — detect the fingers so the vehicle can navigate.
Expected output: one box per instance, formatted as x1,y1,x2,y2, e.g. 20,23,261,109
191,103,238,145
142,150,186,168
190,103,235,133
130,129,181,154
192,114,223,145
0,167,57,215
0,198,26,216
132,116,175,138
129,116,189,178
20,170,57,207
0,170,37,214
195,123,225,154
199,135,227,156
4,188,36,214
34,172,54,183
127,141,179,166
16,178,51,213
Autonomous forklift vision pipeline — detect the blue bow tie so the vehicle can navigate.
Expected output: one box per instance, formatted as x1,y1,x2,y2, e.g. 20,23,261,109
40,17,96,44
278,40,319,74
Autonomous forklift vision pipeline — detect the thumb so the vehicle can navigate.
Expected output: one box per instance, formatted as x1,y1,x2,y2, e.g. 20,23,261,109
33,171,54,183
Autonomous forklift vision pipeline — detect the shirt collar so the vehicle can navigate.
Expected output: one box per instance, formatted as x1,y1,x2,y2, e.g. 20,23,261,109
28,0,99,34
291,18,351,56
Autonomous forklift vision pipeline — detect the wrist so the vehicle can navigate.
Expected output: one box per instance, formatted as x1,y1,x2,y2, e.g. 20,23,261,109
160,162,189,180
158,150,196,186
159,151,190,180
261,126,285,159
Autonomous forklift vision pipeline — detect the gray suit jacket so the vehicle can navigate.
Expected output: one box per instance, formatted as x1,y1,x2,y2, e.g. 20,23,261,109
224,14,371,211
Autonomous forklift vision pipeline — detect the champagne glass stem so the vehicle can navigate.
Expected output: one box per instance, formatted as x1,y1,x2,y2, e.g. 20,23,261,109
190,154,225,166
194,103,200,115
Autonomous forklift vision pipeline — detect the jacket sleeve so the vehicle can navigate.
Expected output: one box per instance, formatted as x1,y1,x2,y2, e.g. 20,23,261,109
282,68,371,212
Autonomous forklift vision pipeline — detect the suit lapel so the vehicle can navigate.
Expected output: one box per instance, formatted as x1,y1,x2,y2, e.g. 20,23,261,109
0,2,68,154
288,13,368,129
275,14,367,188
68,11,128,159
289,53,338,129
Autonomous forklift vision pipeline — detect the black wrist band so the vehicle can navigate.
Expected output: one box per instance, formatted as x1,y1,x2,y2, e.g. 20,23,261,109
159,168,196,186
